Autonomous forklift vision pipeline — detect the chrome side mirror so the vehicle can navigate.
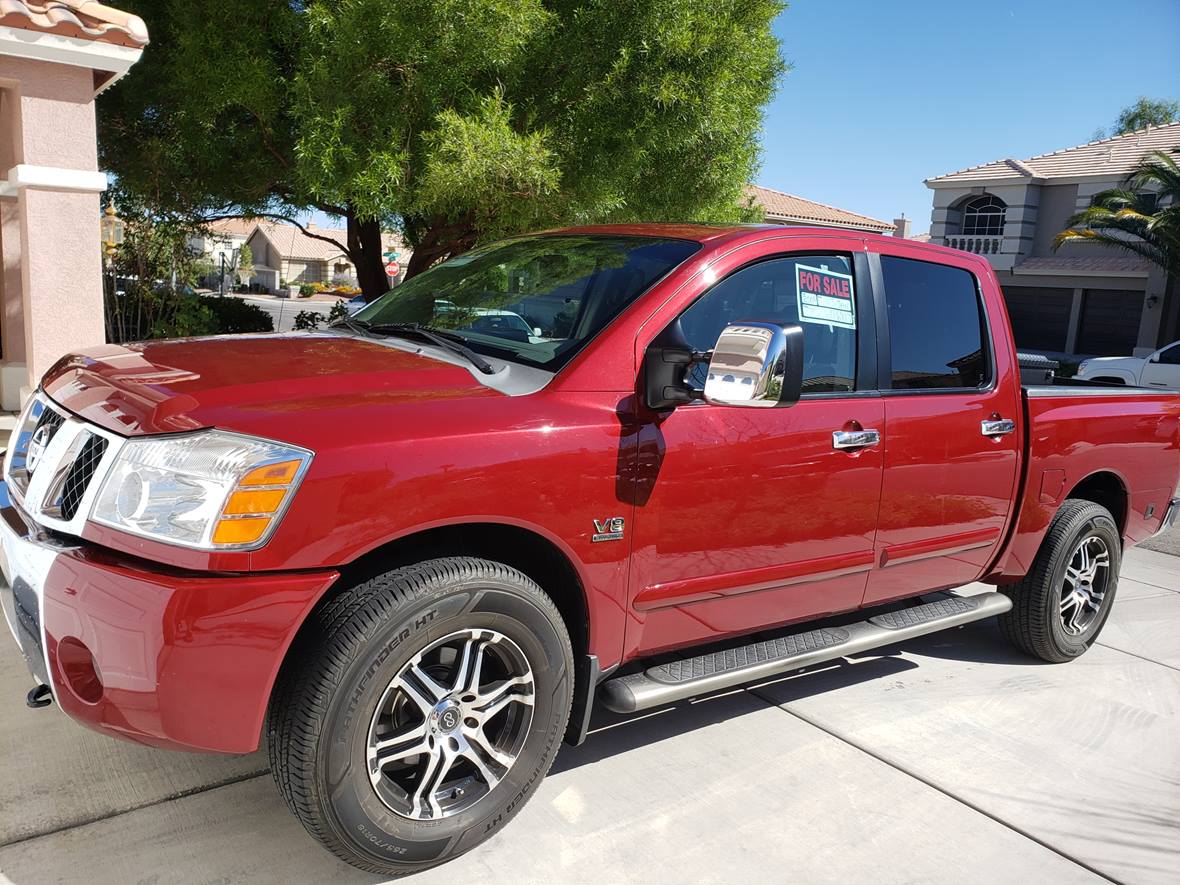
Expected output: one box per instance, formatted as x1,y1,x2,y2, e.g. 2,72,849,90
703,322,804,408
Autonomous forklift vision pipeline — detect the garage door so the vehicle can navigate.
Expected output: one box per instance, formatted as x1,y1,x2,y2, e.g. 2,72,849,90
1002,286,1072,352
1077,290,1144,356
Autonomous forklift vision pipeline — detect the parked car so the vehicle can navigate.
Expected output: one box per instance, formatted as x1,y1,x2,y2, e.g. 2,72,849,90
439,305,546,343
4,225,1179,876
1076,340,1180,388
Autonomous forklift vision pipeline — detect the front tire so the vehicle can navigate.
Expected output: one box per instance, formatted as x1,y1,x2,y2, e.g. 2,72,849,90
267,557,574,876
999,499,1121,662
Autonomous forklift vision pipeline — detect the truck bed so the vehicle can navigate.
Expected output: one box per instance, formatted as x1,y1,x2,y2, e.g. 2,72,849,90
993,383,1180,580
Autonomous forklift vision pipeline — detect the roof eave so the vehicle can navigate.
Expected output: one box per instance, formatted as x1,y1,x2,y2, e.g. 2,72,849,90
764,212,893,232
0,23,143,94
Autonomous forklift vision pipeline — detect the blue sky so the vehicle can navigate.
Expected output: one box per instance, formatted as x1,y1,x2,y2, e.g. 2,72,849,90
759,0,1180,232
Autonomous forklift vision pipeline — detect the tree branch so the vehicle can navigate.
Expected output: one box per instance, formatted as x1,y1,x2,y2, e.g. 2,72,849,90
200,211,357,257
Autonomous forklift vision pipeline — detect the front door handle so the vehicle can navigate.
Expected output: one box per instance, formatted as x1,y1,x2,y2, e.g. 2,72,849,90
981,418,1016,437
832,429,880,450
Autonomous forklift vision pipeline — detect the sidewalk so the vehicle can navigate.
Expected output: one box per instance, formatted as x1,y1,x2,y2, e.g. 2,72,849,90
0,548,1176,884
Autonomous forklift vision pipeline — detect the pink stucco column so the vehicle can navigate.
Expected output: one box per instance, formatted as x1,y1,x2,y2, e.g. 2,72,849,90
0,55,107,408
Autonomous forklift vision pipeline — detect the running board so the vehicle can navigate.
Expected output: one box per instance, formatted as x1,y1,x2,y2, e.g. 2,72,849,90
599,592,1012,714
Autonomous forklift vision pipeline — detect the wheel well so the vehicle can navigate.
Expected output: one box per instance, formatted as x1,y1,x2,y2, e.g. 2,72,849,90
1090,376,1126,385
335,523,590,660
1066,472,1128,535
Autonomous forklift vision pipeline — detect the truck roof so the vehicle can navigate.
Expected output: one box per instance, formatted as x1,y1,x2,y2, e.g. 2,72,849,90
541,222,964,258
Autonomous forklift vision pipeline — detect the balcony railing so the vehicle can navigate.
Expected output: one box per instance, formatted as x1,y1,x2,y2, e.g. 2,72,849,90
943,235,1002,255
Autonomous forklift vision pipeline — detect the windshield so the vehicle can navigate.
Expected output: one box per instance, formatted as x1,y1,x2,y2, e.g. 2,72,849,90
354,235,700,371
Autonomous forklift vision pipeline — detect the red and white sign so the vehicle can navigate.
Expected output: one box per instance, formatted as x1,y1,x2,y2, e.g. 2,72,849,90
385,260,401,278
795,263,856,330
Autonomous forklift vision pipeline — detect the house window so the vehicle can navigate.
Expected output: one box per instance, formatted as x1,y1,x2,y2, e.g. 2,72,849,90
961,194,1007,236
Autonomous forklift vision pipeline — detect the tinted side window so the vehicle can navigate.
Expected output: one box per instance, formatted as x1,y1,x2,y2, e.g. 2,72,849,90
882,256,988,390
1158,343,1180,365
679,254,858,394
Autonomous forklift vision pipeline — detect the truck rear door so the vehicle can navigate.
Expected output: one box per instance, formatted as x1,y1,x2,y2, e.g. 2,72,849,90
861,245,1022,606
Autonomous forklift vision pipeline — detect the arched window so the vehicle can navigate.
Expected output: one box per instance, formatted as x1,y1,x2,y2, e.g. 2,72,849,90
961,194,1007,236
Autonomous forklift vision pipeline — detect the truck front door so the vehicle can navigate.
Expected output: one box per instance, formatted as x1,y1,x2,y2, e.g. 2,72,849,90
862,247,1022,606
627,242,884,658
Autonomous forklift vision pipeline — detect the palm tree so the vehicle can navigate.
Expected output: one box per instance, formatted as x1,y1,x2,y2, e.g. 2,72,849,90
1054,149,1180,273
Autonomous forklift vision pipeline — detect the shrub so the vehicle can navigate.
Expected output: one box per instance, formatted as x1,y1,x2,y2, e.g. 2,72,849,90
107,286,218,343
327,301,349,324
198,295,274,333
298,283,316,298
293,309,322,331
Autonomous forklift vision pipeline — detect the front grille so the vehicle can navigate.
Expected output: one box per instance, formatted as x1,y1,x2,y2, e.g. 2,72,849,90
4,393,117,528
34,406,65,439
58,434,108,520
7,401,66,494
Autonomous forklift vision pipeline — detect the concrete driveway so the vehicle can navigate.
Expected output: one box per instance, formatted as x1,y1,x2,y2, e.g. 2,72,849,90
0,548,1176,885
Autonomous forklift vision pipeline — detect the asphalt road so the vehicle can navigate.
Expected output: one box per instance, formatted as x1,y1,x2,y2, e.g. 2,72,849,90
0,547,1176,884
240,296,334,333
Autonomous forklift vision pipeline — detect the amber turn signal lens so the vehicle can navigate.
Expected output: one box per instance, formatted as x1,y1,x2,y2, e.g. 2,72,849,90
223,488,286,515
212,517,271,545
240,459,301,487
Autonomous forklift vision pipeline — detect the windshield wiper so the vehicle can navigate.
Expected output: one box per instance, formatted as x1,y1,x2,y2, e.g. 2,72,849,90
365,322,497,375
328,314,371,335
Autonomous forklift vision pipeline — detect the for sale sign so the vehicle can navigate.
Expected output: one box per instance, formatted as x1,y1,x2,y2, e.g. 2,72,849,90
795,264,856,330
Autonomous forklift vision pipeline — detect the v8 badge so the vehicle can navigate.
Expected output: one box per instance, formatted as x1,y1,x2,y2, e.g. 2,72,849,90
591,517,625,543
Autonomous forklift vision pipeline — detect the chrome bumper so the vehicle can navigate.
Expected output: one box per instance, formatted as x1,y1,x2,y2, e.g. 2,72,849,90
0,482,62,689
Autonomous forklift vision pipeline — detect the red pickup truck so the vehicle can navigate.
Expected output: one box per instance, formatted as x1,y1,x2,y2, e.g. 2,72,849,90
3,224,1179,874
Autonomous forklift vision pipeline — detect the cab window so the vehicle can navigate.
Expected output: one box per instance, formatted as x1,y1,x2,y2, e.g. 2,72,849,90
881,256,990,390
678,254,858,394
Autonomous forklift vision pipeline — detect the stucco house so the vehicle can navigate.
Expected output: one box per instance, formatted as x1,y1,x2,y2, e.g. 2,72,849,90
0,0,147,410
189,217,257,286
197,220,409,293
745,184,902,235
926,124,1179,358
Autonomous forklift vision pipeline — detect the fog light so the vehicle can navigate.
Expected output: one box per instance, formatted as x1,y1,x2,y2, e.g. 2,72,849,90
57,637,103,704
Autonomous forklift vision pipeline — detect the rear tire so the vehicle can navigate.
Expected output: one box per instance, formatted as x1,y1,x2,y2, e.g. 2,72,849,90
999,499,1121,662
267,557,574,876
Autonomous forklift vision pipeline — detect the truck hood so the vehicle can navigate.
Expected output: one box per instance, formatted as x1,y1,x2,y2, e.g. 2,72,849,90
41,332,504,436
1078,354,1144,374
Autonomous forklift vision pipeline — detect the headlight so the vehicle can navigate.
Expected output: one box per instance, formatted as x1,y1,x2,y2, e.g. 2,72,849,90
91,431,312,550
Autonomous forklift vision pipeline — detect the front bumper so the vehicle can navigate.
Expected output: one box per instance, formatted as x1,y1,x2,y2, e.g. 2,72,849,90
0,481,339,753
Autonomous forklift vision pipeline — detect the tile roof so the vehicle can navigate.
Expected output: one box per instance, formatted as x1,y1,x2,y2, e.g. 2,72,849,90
0,0,148,48
744,184,894,232
1014,255,1153,276
205,218,259,240
250,221,406,262
927,122,1180,184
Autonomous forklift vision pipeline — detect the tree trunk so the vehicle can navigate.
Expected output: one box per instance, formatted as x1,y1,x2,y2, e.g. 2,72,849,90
347,210,391,302
403,215,477,281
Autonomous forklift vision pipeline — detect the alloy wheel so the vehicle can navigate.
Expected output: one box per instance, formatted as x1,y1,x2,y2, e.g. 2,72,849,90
1059,535,1110,636
366,628,535,820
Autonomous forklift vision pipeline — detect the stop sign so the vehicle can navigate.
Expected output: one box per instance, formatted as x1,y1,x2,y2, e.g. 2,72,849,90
385,260,400,277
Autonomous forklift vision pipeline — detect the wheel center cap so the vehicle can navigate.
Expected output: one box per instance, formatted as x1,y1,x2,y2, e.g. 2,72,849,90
436,704,461,733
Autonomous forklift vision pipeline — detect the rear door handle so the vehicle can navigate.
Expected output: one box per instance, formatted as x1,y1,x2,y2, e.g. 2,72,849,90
981,418,1016,437
832,429,880,450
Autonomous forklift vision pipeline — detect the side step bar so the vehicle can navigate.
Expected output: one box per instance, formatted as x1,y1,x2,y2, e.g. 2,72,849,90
599,592,1012,714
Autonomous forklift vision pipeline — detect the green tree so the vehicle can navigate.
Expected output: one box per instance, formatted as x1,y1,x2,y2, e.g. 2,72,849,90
98,0,785,298
1095,97,1179,139
236,242,254,284
1114,97,1179,135
1054,150,1180,274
